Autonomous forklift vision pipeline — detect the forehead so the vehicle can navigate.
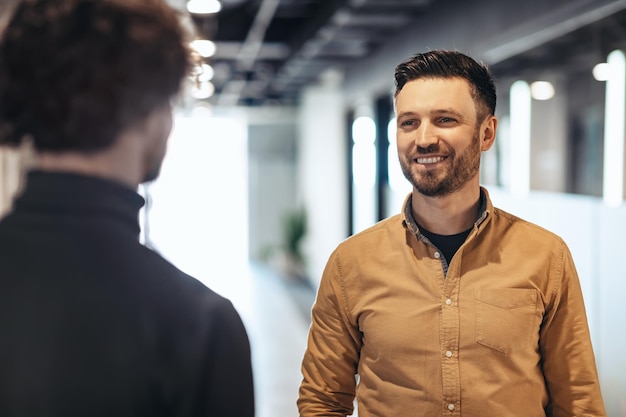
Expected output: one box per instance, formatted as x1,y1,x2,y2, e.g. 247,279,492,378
395,77,477,117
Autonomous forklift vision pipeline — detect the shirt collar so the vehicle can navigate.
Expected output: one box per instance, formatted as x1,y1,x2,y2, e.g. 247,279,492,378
402,187,490,235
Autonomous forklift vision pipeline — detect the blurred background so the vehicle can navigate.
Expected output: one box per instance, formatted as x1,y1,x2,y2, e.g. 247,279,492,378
1,0,626,415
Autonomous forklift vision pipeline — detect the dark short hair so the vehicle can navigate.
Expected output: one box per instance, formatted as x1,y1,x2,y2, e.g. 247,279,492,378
0,0,192,152
394,50,496,120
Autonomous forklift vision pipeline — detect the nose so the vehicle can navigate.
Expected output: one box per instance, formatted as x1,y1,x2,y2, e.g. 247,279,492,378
414,121,439,150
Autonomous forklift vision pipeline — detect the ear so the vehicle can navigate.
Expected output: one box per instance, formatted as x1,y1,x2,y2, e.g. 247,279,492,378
479,115,497,151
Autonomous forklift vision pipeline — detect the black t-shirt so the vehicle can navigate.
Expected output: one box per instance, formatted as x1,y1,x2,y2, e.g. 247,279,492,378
419,224,472,263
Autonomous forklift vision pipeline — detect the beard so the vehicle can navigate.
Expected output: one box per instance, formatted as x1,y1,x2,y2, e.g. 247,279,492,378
141,141,168,183
141,104,173,184
142,162,163,183
399,128,481,197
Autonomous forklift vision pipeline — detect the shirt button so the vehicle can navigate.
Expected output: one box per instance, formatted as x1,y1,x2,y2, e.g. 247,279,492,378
434,251,441,259
445,350,453,358
445,298,452,306
448,403,455,411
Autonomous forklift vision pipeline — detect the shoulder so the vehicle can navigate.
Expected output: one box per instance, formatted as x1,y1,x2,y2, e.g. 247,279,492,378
132,246,241,320
329,214,405,266
340,214,403,247
490,206,566,249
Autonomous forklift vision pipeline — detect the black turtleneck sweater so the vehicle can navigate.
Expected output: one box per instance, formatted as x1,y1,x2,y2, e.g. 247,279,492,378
0,171,254,417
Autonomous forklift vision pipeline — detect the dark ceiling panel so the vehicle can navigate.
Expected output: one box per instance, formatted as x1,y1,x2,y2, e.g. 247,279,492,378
178,0,626,107
181,0,436,106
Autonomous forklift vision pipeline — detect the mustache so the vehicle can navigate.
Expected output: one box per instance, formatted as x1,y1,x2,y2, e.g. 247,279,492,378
416,144,442,154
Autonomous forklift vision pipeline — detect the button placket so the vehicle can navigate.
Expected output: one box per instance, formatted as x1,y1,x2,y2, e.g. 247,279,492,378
441,277,461,417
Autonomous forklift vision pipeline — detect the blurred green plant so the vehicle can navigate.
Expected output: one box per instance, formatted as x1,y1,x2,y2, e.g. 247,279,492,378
258,207,307,279
282,207,307,263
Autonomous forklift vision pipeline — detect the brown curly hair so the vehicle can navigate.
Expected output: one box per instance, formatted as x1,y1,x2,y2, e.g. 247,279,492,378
0,0,192,152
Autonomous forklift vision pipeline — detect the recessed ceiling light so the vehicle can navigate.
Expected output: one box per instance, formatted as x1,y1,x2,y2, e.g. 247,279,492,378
190,39,216,58
593,62,611,81
530,81,555,100
198,64,214,82
191,81,215,99
187,0,221,15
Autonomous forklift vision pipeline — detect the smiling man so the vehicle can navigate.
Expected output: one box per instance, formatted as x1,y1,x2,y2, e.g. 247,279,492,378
297,50,605,417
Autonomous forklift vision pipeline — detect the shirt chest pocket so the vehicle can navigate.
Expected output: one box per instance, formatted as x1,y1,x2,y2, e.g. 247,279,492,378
475,288,541,354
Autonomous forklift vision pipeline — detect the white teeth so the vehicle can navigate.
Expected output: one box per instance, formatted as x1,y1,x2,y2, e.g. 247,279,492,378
416,156,445,164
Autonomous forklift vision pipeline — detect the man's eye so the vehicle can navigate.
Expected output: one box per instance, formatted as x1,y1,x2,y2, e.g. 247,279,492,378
439,117,455,123
400,120,416,126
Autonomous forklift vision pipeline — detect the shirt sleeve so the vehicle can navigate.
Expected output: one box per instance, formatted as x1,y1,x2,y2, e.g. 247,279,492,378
298,249,362,417
540,241,606,417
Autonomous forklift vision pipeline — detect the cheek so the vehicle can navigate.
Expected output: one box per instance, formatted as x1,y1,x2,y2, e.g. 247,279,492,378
396,134,412,153
152,113,172,162
162,112,173,140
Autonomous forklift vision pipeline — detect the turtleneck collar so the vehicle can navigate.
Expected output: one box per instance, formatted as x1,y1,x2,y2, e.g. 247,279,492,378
13,170,145,237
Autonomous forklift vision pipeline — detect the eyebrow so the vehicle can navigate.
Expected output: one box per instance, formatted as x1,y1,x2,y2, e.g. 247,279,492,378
396,109,464,119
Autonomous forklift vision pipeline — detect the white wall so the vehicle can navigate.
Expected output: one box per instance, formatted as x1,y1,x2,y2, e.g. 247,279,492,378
145,111,249,298
247,116,298,263
297,85,348,287
0,144,33,219
530,76,569,192
0,147,23,218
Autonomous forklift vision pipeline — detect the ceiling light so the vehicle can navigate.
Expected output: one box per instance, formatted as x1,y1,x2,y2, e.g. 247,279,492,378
191,81,215,99
198,64,214,82
187,0,221,15
191,63,214,83
190,39,216,58
530,81,554,100
593,62,611,81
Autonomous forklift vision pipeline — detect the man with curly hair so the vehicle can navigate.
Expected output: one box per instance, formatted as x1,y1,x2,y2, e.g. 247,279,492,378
0,1,254,415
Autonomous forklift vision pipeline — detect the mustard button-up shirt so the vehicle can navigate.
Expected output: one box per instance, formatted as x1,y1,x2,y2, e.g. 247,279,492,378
298,188,605,417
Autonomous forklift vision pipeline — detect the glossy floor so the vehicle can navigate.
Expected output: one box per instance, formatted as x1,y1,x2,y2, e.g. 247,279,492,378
236,263,314,417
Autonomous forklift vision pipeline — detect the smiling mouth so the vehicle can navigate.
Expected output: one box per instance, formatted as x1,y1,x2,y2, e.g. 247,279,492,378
415,156,446,164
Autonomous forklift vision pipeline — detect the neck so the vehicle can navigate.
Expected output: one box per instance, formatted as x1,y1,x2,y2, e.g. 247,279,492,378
411,183,481,235
34,133,145,190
